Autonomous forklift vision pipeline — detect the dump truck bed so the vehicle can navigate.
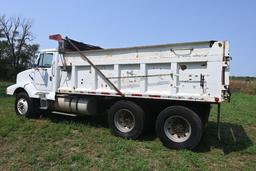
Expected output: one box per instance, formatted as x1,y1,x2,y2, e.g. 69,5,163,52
57,40,230,103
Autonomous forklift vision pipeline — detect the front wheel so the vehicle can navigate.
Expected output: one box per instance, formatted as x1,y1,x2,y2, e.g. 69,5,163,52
156,106,202,149
15,92,36,118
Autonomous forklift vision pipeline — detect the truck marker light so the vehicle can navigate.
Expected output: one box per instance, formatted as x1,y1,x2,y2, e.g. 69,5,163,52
149,95,161,98
131,93,142,96
101,92,111,95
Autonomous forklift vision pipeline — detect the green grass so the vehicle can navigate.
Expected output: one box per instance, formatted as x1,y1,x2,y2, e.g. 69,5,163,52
0,84,256,170
0,82,12,97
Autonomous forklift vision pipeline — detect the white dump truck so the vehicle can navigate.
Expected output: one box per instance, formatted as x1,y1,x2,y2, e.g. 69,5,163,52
6,34,231,149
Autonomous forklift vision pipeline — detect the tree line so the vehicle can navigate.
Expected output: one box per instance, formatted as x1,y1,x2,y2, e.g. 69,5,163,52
0,15,39,81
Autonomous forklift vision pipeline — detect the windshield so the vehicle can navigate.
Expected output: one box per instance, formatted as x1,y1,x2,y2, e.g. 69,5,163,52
37,53,53,68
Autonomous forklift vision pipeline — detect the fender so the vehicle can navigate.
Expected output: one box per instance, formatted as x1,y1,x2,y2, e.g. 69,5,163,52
6,82,55,100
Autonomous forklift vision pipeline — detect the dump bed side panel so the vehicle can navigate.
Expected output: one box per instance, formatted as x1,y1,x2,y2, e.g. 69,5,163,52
57,41,229,103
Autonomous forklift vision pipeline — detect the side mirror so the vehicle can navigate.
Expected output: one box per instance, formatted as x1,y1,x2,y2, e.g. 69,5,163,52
31,63,38,68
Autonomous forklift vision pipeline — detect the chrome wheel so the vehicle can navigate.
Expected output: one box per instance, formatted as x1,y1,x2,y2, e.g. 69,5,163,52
17,98,28,115
114,109,135,133
164,115,191,143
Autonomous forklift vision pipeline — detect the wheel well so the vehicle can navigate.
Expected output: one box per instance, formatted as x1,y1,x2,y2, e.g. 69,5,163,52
184,103,211,126
14,88,28,96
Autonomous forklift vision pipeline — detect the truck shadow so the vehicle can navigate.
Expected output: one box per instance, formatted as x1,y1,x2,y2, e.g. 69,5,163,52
41,113,253,154
139,121,253,155
194,121,253,154
42,112,110,128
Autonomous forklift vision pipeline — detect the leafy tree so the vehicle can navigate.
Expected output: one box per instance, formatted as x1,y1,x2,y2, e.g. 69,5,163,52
0,40,10,60
0,15,39,81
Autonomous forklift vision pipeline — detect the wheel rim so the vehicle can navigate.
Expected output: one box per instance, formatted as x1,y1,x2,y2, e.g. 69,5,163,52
17,98,28,115
164,115,191,143
114,109,135,133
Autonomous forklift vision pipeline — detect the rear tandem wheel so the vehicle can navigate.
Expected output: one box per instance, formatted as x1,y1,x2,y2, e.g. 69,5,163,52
156,106,203,149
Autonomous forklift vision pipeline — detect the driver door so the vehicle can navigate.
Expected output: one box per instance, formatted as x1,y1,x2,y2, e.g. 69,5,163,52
33,53,53,91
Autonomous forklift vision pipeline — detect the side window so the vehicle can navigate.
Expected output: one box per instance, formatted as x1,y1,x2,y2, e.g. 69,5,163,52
37,53,53,68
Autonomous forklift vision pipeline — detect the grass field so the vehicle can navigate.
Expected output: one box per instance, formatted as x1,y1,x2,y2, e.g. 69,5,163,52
0,82,256,170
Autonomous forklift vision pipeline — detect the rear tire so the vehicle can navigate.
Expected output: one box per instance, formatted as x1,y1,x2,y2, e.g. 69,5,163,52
15,92,37,118
156,106,202,149
108,100,145,139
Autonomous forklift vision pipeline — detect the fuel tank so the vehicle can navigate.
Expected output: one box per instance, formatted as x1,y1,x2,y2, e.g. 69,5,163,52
54,96,98,115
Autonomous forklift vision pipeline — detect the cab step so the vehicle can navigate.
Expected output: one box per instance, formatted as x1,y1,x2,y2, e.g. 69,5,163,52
38,93,48,109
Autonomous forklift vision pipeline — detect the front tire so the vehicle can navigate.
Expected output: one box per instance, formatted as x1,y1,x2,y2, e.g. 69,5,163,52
156,106,202,149
108,100,145,139
15,92,35,118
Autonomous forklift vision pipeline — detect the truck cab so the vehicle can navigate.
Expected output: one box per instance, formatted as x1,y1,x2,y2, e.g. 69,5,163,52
6,49,58,101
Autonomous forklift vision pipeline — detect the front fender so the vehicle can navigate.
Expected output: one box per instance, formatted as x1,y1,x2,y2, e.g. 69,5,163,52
6,84,21,95
6,82,38,98
6,82,55,100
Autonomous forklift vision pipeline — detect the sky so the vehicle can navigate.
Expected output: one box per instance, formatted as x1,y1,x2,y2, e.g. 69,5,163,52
1,0,256,76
